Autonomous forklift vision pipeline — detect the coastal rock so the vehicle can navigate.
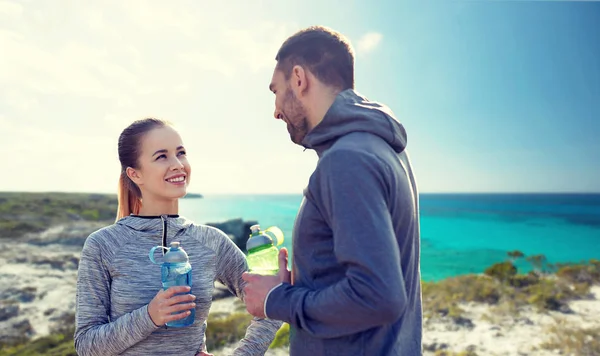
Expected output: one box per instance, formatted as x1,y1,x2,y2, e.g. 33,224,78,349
0,286,37,303
205,218,259,253
0,303,19,321
424,342,449,351
0,318,33,346
454,316,475,329
25,221,106,247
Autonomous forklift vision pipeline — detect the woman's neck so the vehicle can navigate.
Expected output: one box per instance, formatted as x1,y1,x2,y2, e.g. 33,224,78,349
137,195,179,216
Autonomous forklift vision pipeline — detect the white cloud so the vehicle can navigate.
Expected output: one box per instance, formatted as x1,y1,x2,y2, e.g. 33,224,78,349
0,0,22,17
0,1,324,193
356,32,383,54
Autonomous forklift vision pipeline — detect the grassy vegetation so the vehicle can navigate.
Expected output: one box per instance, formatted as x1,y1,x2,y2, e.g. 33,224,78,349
2,254,598,355
0,192,117,238
422,252,600,322
0,312,272,355
0,328,76,356
269,323,291,349
205,312,254,350
541,323,600,356
434,350,478,356
1,190,597,355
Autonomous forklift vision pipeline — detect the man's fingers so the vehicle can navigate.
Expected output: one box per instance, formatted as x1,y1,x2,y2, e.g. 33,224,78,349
278,247,288,269
242,272,259,282
278,247,291,283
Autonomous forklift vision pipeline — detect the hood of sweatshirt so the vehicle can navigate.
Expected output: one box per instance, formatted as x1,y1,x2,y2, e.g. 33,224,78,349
301,89,407,156
116,214,194,251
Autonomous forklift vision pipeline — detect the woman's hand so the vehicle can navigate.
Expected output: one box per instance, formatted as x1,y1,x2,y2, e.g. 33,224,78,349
148,286,196,326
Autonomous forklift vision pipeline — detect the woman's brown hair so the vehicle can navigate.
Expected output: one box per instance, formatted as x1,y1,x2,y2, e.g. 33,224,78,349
116,118,169,221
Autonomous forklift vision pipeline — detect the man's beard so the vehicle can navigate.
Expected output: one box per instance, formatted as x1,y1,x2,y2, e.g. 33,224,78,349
283,88,309,145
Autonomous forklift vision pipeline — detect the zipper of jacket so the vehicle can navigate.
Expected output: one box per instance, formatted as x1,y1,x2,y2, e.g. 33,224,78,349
160,215,168,254
160,214,168,329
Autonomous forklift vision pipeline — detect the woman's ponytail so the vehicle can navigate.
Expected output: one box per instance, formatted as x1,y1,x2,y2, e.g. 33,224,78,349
115,171,142,222
116,118,168,221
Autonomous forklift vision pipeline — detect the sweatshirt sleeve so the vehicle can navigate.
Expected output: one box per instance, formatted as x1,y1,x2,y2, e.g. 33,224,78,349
265,149,407,338
212,228,282,355
74,233,159,356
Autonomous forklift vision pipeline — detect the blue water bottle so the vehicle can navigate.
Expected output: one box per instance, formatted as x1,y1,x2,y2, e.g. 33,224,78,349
149,241,195,327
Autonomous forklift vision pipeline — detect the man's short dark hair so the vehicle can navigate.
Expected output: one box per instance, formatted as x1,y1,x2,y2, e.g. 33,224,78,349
275,26,355,90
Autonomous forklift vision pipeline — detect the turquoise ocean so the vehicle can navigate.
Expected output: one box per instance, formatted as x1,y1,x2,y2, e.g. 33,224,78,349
179,193,600,282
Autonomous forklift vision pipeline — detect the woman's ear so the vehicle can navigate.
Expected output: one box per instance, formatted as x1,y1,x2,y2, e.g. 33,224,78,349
126,167,143,185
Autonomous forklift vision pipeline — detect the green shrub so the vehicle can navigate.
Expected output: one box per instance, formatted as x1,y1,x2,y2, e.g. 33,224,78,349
0,329,75,356
269,323,290,349
0,192,117,238
484,261,517,282
205,312,253,350
542,323,600,356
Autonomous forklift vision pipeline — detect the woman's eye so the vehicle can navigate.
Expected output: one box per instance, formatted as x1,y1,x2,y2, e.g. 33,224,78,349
178,151,186,156
156,154,167,160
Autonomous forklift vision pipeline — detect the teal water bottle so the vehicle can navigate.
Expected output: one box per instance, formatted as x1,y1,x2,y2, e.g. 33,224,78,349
246,224,284,275
149,241,195,327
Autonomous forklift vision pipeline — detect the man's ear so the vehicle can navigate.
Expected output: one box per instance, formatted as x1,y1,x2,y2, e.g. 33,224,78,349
126,167,143,186
291,65,308,97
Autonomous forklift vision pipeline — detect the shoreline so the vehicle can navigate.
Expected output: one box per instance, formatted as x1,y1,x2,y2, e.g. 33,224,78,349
1,220,599,355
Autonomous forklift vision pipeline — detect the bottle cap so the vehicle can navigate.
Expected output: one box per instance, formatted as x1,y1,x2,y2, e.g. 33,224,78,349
246,228,273,251
164,242,189,263
250,224,261,234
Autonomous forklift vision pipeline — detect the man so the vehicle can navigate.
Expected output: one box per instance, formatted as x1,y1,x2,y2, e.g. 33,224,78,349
242,25,422,355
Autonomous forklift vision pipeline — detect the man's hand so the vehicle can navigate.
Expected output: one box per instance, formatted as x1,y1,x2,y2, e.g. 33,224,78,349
242,247,290,318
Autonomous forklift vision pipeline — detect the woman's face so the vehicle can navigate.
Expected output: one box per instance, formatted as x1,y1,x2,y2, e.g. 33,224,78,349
128,126,191,201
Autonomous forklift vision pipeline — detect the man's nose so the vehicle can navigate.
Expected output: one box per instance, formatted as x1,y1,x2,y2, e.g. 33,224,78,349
274,109,283,120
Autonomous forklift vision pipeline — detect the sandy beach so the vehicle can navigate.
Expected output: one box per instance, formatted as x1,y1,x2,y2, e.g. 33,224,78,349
1,221,599,355
422,286,600,355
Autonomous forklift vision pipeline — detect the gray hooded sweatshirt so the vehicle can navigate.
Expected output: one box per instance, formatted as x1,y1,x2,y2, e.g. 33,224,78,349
265,89,423,355
74,215,281,356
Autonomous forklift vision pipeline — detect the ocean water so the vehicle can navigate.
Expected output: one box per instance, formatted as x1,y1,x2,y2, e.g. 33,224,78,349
179,193,600,281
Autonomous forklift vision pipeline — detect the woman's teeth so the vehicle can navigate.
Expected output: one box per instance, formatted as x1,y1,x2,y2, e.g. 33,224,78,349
167,177,185,183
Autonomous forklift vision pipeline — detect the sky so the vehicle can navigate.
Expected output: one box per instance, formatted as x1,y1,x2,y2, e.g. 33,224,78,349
0,0,599,195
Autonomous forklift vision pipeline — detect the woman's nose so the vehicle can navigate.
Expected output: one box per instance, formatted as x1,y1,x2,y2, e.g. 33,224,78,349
170,158,184,170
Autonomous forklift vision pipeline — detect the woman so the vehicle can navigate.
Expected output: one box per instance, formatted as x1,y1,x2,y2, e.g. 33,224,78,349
74,118,281,356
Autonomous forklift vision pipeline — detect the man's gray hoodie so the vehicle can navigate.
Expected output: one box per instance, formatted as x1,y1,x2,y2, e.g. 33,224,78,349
265,89,423,355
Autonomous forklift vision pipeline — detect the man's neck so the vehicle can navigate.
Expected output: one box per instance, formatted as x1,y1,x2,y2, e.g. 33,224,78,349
306,86,343,131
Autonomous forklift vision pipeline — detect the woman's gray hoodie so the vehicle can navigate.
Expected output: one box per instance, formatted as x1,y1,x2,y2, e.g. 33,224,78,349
74,214,281,356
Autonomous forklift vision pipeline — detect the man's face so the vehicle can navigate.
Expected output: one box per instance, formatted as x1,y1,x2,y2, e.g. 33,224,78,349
269,69,309,145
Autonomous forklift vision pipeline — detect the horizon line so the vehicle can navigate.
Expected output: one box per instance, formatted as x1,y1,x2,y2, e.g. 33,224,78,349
2,190,600,196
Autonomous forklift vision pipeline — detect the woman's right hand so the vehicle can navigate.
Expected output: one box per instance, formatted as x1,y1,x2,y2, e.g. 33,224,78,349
148,286,196,326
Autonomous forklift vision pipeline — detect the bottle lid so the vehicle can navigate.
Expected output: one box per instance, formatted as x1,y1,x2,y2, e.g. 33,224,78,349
246,226,273,251
164,241,188,263
250,224,261,234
